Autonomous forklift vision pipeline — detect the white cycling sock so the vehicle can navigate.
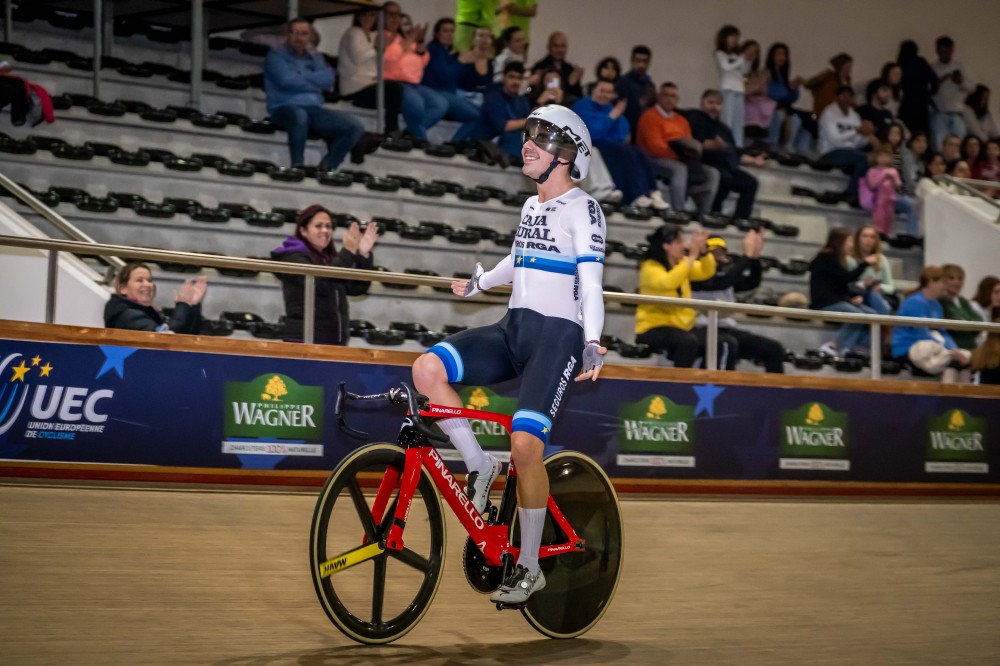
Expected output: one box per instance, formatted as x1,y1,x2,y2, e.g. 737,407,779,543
438,418,491,474
516,507,546,575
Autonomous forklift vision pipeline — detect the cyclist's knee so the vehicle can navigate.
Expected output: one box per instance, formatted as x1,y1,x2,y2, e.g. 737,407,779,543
510,432,543,468
412,353,448,392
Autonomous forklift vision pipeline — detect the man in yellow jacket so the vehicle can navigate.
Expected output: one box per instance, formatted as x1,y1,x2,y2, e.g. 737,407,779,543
635,225,737,369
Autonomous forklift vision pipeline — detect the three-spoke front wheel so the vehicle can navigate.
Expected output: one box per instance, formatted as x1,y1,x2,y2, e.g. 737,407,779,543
309,443,446,644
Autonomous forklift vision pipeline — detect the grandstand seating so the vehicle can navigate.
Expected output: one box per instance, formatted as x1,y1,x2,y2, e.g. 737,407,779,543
0,17,929,375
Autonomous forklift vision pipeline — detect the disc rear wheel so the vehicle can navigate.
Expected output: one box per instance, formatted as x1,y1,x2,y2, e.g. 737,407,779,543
518,450,624,638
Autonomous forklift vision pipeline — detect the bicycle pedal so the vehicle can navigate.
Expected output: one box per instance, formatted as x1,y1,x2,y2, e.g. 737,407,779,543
495,601,526,611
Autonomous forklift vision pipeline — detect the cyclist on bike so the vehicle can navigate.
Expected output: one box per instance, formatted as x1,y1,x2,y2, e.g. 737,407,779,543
412,104,607,606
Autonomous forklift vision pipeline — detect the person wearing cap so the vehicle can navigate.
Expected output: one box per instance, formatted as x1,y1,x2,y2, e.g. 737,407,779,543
635,224,739,369
691,231,786,373
412,104,606,606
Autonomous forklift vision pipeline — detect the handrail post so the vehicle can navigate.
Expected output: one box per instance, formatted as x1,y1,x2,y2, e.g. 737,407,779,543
706,310,718,371
190,0,203,110
92,0,102,100
4,0,12,42
375,8,385,135
46,249,58,324
303,275,316,344
870,323,881,380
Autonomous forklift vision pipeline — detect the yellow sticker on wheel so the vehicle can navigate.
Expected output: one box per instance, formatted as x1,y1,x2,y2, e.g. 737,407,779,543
318,542,384,578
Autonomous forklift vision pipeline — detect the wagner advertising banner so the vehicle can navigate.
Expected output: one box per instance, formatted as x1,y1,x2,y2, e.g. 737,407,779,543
1,338,998,484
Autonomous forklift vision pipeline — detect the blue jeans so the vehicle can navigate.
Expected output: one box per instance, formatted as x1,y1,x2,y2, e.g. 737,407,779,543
895,194,920,236
768,108,810,153
931,112,966,152
269,105,364,170
436,90,480,143
864,290,892,315
817,148,868,198
721,89,745,148
821,301,877,351
400,83,448,139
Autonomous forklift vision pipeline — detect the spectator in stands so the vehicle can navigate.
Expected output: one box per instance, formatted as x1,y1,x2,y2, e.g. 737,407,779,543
879,62,903,118
584,57,621,96
963,85,998,142
861,144,919,239
940,134,962,171
846,225,896,314
970,321,1000,385
338,10,405,137
931,36,971,152
857,80,896,138
528,68,564,109
454,0,494,51
264,17,365,170
493,26,527,82
635,82,720,214
816,85,878,204
971,276,1000,323
104,263,205,334
764,42,808,154
950,160,972,179
573,79,668,210
809,227,881,357
686,89,764,221
457,26,496,104
892,266,971,383
960,134,982,167
635,225,734,368
973,139,1000,185
383,3,448,142
714,25,749,148
897,40,938,139
271,204,377,345
529,31,584,105
899,129,927,193
805,52,852,117
691,232,786,373
472,60,531,162
938,264,983,353
616,46,655,143
742,40,776,144
423,18,481,143
495,1,537,54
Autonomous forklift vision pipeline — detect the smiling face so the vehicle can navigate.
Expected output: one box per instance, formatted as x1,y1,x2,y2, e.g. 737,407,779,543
521,140,551,179
591,80,616,105
119,267,154,306
300,212,334,252
942,271,964,298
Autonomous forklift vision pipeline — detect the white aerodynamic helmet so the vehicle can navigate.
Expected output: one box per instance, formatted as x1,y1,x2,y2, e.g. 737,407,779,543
522,104,592,182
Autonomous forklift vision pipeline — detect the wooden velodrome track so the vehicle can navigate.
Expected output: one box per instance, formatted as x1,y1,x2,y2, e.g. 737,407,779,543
1,481,998,665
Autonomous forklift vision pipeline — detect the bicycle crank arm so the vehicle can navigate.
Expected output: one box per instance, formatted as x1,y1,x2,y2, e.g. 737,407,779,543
318,541,384,579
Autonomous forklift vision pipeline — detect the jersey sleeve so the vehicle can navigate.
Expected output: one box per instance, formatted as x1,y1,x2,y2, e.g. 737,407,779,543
566,196,606,342
478,253,514,290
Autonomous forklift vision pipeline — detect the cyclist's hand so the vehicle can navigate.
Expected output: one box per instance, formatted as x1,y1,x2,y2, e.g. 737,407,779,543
576,342,607,382
454,263,484,297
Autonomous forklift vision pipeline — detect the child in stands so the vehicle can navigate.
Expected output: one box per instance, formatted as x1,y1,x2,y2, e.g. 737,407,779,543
861,144,902,237
714,25,749,148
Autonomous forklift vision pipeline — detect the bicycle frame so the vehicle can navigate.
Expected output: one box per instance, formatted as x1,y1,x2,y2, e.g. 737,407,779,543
320,402,587,578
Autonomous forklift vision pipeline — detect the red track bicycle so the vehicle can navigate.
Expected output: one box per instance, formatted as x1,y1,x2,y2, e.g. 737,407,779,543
309,381,624,644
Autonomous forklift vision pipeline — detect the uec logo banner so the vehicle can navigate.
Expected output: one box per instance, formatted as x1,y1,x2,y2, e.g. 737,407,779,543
0,351,116,441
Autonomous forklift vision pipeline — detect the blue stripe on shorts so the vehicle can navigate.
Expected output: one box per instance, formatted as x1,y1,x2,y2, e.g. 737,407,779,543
428,342,464,383
512,409,553,443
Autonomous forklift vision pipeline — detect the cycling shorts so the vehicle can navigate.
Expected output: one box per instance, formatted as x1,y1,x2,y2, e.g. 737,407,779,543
428,308,583,444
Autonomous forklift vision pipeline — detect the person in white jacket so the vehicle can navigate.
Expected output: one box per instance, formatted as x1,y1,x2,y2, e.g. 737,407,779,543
931,36,971,151
815,85,879,203
337,10,405,135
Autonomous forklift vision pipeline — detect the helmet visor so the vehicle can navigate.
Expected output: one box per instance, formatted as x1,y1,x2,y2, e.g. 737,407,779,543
522,117,578,163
